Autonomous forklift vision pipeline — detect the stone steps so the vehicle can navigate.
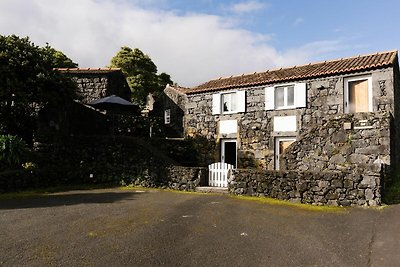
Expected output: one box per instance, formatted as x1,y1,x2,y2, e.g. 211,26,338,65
195,186,229,194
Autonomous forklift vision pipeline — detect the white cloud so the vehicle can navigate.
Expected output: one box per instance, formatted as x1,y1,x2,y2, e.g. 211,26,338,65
229,1,269,14
279,40,348,66
0,0,344,87
293,17,304,26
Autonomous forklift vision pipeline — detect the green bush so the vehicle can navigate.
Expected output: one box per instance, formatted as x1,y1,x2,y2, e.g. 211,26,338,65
0,135,28,169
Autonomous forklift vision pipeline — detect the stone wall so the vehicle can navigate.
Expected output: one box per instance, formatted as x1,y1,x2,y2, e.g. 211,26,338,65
149,137,217,167
229,168,383,206
1,135,209,192
304,68,395,126
282,112,391,175
37,101,109,142
31,136,175,188
64,71,131,104
184,67,396,172
167,166,207,191
392,59,400,178
73,75,108,103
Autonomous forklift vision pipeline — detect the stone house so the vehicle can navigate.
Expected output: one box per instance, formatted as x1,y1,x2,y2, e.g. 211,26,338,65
166,51,400,178
56,68,132,104
152,84,188,137
37,68,135,140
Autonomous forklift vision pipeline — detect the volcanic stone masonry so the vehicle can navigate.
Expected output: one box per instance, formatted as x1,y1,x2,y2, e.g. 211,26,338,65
184,67,396,171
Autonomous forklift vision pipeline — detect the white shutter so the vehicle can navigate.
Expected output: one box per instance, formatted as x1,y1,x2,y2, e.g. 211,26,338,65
265,86,275,110
212,93,221,115
236,91,246,113
294,83,306,108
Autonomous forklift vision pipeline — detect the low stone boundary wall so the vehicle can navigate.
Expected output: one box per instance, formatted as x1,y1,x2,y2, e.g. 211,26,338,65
229,168,382,206
167,166,207,191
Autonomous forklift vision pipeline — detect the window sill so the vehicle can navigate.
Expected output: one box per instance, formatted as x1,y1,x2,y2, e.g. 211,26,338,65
221,111,239,115
274,106,296,110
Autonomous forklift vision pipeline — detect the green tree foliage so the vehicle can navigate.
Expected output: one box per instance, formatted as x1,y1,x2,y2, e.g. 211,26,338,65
0,35,78,144
41,43,78,68
109,46,173,107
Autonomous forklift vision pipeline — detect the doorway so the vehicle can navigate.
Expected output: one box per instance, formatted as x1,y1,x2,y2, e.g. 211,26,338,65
344,76,372,113
275,137,296,170
348,79,369,113
221,139,237,168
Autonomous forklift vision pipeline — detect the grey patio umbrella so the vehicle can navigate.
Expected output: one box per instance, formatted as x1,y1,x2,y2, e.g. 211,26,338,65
88,95,141,114
89,95,134,107
88,95,141,135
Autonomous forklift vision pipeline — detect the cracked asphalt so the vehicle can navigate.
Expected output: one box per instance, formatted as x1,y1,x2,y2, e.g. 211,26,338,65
0,188,399,266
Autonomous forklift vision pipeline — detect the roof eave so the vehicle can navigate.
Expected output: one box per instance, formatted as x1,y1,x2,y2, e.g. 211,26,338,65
186,63,394,95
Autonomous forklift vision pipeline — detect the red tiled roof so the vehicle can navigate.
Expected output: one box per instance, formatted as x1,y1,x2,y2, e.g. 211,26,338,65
187,50,398,94
55,68,122,74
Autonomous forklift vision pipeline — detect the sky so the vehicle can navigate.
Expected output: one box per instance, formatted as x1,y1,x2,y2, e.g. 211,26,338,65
0,0,399,87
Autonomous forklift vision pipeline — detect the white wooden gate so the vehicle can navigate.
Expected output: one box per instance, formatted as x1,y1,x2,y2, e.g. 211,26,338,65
208,162,234,187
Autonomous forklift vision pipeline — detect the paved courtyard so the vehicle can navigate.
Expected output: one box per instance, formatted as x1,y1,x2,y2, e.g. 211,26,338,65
0,188,399,266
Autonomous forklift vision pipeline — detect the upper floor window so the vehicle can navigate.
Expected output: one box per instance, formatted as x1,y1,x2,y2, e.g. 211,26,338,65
221,92,237,113
275,85,295,109
265,83,306,110
344,75,372,113
212,90,246,115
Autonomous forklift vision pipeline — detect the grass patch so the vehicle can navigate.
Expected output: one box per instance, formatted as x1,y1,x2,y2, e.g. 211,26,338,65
229,195,347,213
119,185,161,192
120,186,207,195
0,190,44,201
122,186,346,212
0,184,117,201
168,189,208,195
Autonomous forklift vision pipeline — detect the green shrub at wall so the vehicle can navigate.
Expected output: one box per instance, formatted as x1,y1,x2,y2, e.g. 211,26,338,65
0,135,27,170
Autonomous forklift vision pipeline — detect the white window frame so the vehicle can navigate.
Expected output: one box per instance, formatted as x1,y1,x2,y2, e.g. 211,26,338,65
212,90,246,115
344,75,373,113
265,82,306,111
164,109,171,124
275,84,295,110
275,137,296,170
221,139,237,168
221,91,237,114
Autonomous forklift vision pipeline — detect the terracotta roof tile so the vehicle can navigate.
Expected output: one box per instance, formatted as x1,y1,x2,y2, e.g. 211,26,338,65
55,68,122,74
187,50,398,94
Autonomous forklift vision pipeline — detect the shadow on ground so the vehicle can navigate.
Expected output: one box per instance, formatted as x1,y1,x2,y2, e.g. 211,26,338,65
0,190,144,210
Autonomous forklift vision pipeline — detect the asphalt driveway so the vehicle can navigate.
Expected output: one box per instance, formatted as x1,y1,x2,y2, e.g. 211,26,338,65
0,188,399,266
